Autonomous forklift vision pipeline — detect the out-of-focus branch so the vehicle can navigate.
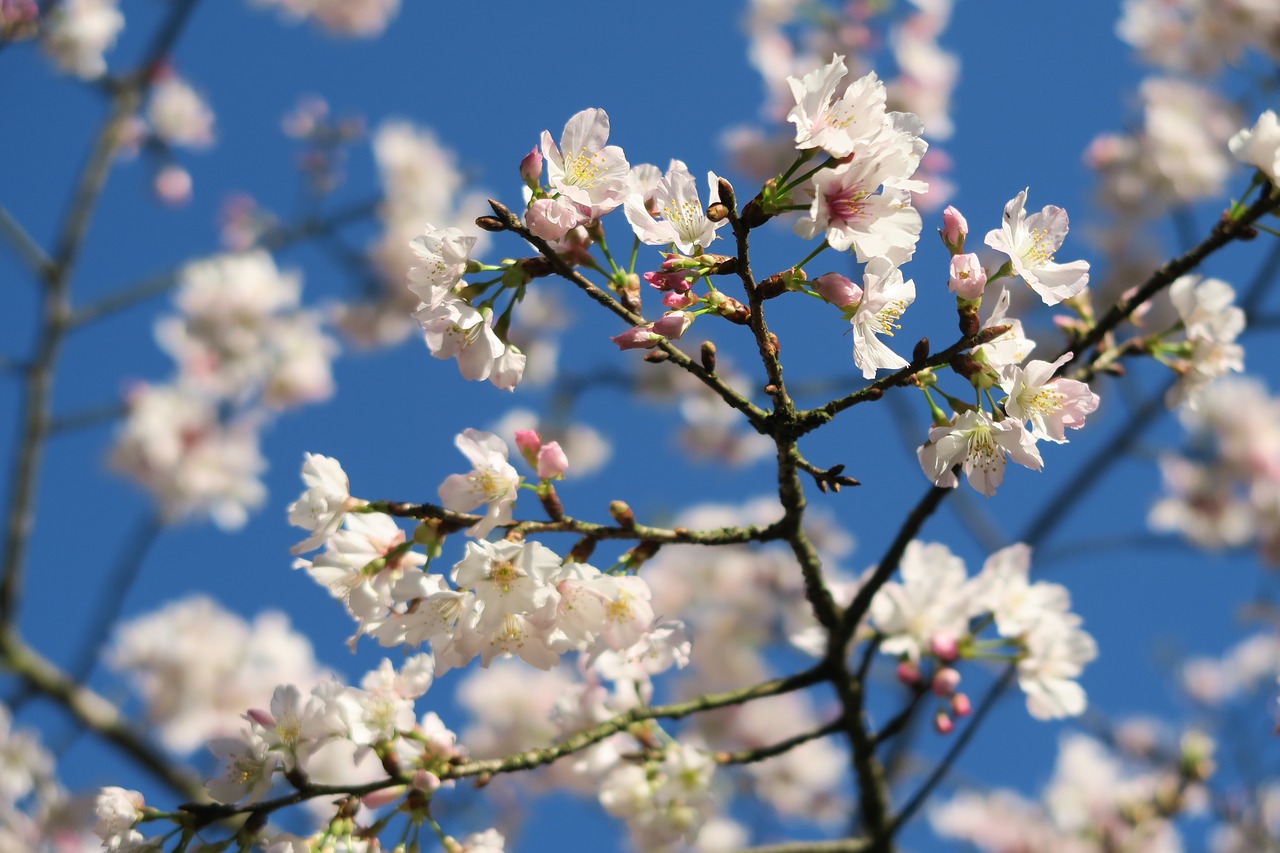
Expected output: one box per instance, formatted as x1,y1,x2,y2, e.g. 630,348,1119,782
0,85,140,628
735,839,871,853
0,206,52,278
889,664,1016,836
715,718,844,766
68,197,380,328
0,628,204,800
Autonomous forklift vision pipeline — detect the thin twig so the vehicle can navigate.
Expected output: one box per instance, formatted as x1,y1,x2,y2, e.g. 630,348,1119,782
0,628,204,799
0,205,52,278
716,718,844,766
889,664,1016,835
68,197,379,328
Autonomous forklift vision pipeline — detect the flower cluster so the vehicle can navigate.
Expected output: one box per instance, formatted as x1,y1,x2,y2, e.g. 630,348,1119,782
870,542,1097,721
110,251,337,529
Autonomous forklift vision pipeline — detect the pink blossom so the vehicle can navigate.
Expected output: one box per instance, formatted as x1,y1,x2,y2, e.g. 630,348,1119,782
947,253,986,300
536,441,568,479
940,204,968,253
813,272,863,308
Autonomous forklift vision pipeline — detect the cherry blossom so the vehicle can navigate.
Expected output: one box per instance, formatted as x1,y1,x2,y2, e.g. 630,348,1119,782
847,258,916,379
623,160,726,255
541,108,630,218
918,409,1043,497
786,55,889,158
1229,109,1280,185
999,353,1101,443
437,429,521,538
984,189,1090,306
288,453,359,554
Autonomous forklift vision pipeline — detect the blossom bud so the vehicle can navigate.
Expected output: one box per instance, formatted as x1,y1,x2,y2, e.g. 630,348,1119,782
912,337,930,363
245,708,274,728
930,631,959,662
701,340,717,373
153,164,193,206
611,324,659,350
933,710,954,735
536,441,568,479
475,215,506,233
931,667,961,696
950,692,972,717
706,201,730,222
412,770,442,794
362,785,406,808
896,660,921,686
948,253,987,300
514,429,541,467
519,146,543,188
940,205,968,254
662,291,697,310
651,311,693,340
813,272,864,308
707,293,751,324
609,500,635,528
643,349,670,363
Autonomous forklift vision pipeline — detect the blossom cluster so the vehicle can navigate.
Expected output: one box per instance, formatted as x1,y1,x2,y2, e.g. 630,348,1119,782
932,730,1212,851
110,251,337,528
869,542,1097,721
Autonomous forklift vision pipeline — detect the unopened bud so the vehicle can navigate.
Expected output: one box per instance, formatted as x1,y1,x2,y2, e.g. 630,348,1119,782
934,710,954,735
950,692,972,717
706,202,729,222
536,441,568,479
716,176,736,210
475,215,506,233
519,146,543,188
959,304,980,337
609,500,636,528
931,667,961,696
940,205,968,254
701,340,717,373
912,337,930,363
930,631,959,662
766,332,780,357
643,349,670,363
514,429,542,467
896,660,921,687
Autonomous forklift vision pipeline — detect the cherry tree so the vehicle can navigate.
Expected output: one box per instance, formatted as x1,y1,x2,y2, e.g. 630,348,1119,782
2,1,1280,852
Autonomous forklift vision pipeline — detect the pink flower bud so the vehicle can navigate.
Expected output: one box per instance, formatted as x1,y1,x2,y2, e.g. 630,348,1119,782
362,785,405,808
930,631,959,662
514,429,541,467
611,324,659,350
662,291,697,310
536,441,568,479
934,710,954,735
412,770,442,794
520,147,543,188
896,660,921,687
154,165,192,207
245,708,273,728
813,272,863,308
651,311,692,340
950,692,972,717
941,205,968,253
948,253,987,300
932,667,961,696
644,267,697,293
